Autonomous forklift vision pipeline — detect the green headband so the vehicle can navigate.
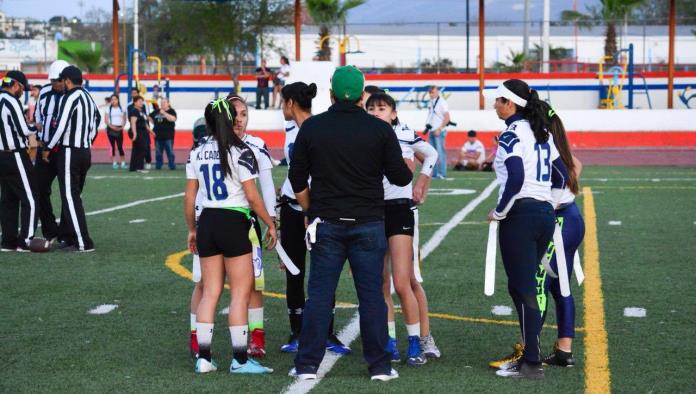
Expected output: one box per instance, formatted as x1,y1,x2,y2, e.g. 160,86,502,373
547,108,556,119
211,97,234,120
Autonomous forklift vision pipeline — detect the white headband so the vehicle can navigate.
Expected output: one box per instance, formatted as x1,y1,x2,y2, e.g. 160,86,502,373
483,84,528,107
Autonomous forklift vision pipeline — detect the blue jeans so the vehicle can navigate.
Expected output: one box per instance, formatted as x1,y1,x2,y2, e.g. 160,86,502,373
429,130,447,177
256,87,269,109
295,220,391,376
155,139,175,170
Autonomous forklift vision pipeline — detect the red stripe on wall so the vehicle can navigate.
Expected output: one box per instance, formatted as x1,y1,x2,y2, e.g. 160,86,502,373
92,130,696,150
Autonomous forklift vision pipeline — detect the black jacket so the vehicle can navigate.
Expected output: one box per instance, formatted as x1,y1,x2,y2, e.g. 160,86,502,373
289,101,412,221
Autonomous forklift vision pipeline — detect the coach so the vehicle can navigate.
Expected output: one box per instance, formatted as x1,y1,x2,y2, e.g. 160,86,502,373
44,65,100,252
288,66,412,381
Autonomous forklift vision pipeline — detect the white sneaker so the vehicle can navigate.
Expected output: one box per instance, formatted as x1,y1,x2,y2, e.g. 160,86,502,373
195,358,218,374
145,163,152,170
370,368,399,381
420,334,441,359
288,367,317,380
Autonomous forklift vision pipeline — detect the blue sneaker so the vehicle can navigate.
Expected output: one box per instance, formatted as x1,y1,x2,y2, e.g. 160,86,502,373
387,337,400,362
229,358,273,374
195,358,218,374
406,335,427,367
326,334,351,355
281,335,299,353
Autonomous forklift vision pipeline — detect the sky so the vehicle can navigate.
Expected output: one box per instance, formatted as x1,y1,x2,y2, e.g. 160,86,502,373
1,0,601,22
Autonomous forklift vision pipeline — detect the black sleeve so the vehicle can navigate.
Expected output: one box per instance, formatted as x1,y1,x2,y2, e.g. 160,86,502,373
149,110,157,118
382,124,412,187
288,123,311,193
169,109,177,117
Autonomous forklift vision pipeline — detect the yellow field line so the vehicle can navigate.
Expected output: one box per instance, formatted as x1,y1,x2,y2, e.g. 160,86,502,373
582,187,611,394
165,250,585,331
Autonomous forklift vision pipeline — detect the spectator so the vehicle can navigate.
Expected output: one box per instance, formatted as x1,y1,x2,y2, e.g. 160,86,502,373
105,94,127,169
481,135,498,172
255,59,271,110
454,130,485,171
272,56,290,109
425,85,450,179
149,98,177,170
26,84,41,123
128,96,152,173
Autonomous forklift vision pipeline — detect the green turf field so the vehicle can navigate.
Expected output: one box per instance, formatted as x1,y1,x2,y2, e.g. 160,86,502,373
1,165,695,393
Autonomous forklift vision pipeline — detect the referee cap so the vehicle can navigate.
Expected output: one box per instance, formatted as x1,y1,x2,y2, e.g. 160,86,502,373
48,59,70,80
331,65,364,102
4,70,29,90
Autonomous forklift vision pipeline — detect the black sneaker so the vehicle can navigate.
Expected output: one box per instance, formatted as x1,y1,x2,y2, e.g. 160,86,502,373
543,345,576,367
495,361,544,379
53,240,73,251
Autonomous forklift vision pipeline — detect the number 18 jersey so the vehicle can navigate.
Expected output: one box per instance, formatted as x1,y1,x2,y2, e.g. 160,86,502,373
494,118,559,207
186,138,259,209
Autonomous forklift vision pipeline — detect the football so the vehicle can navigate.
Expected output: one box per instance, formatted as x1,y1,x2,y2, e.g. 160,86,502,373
28,238,51,253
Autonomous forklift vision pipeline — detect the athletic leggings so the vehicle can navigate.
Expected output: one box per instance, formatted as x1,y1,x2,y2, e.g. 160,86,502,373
280,202,336,337
499,198,555,364
541,202,585,339
107,129,125,157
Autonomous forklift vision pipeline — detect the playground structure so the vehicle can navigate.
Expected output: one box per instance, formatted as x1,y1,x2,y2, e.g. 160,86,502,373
114,44,169,106
598,44,652,110
679,86,696,108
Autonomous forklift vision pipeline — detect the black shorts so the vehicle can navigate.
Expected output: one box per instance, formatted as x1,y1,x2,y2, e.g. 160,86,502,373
384,201,414,238
197,208,252,258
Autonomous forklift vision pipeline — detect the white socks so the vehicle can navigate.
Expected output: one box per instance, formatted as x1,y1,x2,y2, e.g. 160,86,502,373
190,313,197,332
406,322,421,337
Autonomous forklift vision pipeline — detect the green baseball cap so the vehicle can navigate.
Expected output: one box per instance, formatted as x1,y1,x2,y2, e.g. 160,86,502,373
331,65,364,102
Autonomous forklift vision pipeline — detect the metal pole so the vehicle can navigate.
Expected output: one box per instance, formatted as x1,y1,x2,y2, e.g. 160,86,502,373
113,0,120,93
478,0,485,109
294,0,301,61
667,0,675,109
523,0,529,57
542,0,550,73
466,0,470,72
133,0,139,81
436,22,441,73
628,43,634,109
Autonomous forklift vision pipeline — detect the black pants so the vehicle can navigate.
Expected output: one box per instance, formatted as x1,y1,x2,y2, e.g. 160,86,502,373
107,130,125,157
499,198,555,364
55,147,94,250
0,150,38,249
281,203,337,337
129,134,147,171
144,134,152,164
34,147,71,241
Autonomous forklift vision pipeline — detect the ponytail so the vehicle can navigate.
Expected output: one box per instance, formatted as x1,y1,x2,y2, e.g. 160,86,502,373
204,98,258,178
542,103,580,194
502,79,549,144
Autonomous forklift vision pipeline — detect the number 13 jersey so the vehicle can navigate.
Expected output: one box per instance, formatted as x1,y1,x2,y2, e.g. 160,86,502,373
494,117,559,207
186,138,259,209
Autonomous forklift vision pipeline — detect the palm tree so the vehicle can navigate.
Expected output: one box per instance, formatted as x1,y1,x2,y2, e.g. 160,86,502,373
562,0,645,63
305,0,364,61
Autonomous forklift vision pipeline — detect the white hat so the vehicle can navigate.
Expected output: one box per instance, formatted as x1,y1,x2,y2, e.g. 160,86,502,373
482,83,528,107
48,60,70,80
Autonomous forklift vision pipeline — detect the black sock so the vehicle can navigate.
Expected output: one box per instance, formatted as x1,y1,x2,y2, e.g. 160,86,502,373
199,346,211,362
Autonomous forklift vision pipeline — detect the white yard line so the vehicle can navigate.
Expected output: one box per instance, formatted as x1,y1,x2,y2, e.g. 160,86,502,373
281,180,498,394
86,193,183,216
88,304,118,315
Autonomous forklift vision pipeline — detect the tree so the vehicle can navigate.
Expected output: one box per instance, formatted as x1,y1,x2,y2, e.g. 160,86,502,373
305,0,364,61
635,0,696,23
561,0,646,63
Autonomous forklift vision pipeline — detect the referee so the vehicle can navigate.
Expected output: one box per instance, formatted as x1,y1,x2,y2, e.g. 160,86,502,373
34,59,70,245
43,65,100,252
0,70,39,252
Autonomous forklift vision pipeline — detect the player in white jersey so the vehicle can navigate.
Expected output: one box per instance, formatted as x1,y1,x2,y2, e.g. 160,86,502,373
482,79,570,379
184,98,276,374
278,82,350,354
539,102,585,367
226,94,276,358
366,92,442,366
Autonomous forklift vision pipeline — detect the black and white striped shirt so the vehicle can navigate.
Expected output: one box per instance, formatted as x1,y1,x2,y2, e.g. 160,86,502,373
47,87,101,149
0,91,37,151
34,84,64,143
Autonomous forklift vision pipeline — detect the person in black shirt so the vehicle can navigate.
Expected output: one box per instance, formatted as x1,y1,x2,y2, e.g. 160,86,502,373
288,66,411,382
255,59,271,110
128,96,152,172
149,98,177,170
